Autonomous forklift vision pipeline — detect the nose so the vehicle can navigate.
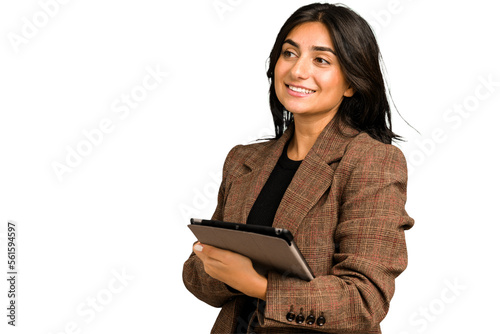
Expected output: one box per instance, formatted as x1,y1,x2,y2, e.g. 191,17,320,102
290,56,311,80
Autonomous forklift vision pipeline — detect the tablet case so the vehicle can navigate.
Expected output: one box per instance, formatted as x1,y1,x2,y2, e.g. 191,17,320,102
188,218,314,281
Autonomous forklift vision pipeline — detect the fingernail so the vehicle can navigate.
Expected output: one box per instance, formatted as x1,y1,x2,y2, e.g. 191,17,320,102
194,244,203,252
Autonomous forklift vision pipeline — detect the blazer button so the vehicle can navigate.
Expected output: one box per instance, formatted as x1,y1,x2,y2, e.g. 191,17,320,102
316,312,326,326
286,305,295,322
306,312,315,325
295,308,305,324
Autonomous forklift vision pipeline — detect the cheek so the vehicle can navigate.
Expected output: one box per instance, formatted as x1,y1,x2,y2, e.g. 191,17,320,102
274,59,286,82
323,69,348,90
274,60,287,98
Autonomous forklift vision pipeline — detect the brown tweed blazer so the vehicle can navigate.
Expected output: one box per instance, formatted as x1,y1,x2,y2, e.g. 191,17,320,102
183,119,414,333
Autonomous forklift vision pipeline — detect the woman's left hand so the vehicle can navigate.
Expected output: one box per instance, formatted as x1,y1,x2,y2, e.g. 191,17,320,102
193,242,267,300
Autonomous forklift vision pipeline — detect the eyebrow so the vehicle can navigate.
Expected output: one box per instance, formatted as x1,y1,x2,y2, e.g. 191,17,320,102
283,38,336,55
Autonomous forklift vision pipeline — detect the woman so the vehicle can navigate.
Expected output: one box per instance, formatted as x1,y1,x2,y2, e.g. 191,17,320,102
183,3,414,333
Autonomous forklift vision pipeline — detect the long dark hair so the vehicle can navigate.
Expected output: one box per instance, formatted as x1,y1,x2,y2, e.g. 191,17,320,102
267,3,401,144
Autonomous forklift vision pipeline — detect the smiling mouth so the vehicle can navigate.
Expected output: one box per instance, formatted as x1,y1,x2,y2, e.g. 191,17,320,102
286,84,316,94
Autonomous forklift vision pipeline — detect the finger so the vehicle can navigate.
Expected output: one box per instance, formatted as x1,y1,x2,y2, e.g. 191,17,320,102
193,242,204,253
193,242,209,263
202,244,235,261
193,244,225,279
193,243,235,265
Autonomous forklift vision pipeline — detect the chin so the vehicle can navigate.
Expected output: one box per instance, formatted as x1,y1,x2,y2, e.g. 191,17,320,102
284,106,314,115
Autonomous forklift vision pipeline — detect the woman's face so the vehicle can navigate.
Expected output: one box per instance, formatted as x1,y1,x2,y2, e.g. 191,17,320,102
274,22,353,120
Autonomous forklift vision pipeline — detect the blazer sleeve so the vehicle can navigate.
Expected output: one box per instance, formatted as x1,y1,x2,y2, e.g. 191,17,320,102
259,143,414,332
182,145,244,307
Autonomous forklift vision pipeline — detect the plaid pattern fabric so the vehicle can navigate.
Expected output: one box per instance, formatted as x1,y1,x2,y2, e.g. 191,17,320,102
183,119,414,333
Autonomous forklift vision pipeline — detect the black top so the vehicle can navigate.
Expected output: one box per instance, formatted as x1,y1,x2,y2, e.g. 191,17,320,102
246,141,302,227
236,141,302,334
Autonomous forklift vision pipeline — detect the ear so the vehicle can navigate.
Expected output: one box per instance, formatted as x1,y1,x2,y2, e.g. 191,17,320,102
343,86,355,97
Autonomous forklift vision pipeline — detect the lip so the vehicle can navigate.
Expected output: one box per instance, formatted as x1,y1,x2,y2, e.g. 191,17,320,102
285,83,316,97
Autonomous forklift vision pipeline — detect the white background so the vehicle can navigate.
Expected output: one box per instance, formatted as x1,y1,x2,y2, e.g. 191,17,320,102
1,0,499,333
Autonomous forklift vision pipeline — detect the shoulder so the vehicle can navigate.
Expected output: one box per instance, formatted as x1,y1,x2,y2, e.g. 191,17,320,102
227,139,275,162
221,139,276,178
342,132,408,176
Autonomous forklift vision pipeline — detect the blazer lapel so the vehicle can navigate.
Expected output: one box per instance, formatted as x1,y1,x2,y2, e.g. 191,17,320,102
272,152,333,237
273,119,359,236
233,118,358,234
237,128,294,223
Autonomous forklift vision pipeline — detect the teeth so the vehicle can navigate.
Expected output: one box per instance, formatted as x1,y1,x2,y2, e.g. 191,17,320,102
288,85,315,94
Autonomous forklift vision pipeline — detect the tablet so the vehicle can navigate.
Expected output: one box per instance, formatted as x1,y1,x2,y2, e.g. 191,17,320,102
188,218,315,281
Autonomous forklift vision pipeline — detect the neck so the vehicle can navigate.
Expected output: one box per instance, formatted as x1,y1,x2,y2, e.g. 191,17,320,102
287,112,335,161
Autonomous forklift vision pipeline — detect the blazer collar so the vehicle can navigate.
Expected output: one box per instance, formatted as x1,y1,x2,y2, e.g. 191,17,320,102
243,117,359,171
240,117,359,236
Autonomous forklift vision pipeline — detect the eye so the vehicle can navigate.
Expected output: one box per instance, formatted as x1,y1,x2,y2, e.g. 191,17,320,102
282,50,297,58
315,57,330,65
